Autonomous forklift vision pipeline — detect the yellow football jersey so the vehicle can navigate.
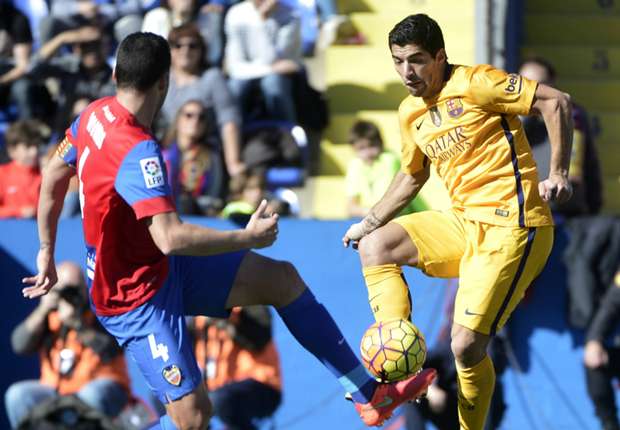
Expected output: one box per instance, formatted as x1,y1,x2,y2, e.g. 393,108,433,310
399,64,553,228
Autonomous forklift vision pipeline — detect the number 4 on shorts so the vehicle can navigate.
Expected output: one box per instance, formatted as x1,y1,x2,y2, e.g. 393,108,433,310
148,333,169,362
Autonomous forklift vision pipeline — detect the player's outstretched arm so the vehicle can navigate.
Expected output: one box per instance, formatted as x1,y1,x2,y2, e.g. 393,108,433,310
343,167,429,247
148,199,279,256
22,154,74,299
531,83,573,203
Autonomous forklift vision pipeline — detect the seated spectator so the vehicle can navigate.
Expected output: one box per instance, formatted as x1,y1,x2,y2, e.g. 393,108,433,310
584,268,620,430
0,2,38,118
225,0,302,124
0,119,45,219
191,306,282,430
345,120,423,218
162,23,246,177
40,0,145,44
162,100,225,215
4,261,130,429
142,0,229,66
221,169,289,222
519,57,603,217
28,26,115,130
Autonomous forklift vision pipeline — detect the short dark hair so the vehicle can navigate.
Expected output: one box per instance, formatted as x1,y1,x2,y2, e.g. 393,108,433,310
5,120,45,148
348,120,383,149
115,32,171,92
519,56,556,82
388,14,445,57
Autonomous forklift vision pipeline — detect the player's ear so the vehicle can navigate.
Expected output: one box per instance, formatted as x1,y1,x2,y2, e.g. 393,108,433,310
435,48,447,63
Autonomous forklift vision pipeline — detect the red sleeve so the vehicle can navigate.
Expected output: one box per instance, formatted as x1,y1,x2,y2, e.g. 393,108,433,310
132,195,176,220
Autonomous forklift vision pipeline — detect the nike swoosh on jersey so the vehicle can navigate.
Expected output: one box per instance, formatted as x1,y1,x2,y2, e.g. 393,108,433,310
415,119,425,130
362,396,393,410
464,308,483,316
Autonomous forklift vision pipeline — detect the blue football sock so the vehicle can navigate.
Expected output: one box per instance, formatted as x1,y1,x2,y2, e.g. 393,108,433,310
277,288,377,403
147,414,178,430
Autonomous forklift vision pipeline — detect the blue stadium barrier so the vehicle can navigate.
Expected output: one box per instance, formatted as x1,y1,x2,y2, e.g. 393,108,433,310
0,219,615,429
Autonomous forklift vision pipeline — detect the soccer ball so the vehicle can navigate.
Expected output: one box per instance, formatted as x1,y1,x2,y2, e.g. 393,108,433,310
360,318,427,382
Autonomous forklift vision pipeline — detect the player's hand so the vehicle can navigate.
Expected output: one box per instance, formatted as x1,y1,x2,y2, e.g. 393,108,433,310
21,246,58,299
342,221,368,248
246,199,279,249
584,340,609,369
538,172,572,203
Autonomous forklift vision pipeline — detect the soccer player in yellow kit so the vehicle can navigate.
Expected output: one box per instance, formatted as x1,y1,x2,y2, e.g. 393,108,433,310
343,14,573,430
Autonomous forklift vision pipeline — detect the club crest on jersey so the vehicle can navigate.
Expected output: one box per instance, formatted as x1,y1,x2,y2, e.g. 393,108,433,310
140,157,165,189
163,365,182,386
446,98,464,118
429,106,442,127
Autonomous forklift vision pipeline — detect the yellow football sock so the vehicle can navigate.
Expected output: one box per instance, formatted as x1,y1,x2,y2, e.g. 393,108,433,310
363,264,411,321
456,354,496,430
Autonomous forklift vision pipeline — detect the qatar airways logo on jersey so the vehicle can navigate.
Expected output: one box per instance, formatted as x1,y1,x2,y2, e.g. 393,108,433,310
140,157,165,189
423,126,472,162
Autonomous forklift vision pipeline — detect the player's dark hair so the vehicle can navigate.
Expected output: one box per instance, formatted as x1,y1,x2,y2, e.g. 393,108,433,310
348,120,384,150
115,32,171,92
388,14,445,57
519,56,557,82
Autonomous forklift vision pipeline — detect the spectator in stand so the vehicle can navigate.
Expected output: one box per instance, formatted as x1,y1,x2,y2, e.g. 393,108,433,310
345,120,423,218
191,306,282,430
4,261,130,429
221,169,290,222
0,1,37,118
162,99,225,215
584,268,620,430
225,0,302,123
163,23,246,177
519,57,603,217
28,25,115,131
142,0,230,66
39,0,145,44
0,119,44,219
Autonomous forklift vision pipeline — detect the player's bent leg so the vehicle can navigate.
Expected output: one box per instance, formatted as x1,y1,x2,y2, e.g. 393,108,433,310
226,252,436,427
224,251,305,309
451,323,494,430
358,223,420,321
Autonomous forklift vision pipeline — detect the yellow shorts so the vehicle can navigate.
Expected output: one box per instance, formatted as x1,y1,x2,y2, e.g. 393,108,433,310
392,210,553,335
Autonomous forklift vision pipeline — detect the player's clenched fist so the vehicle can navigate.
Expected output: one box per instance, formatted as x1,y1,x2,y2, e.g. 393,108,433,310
246,199,279,249
343,221,370,248
538,172,572,203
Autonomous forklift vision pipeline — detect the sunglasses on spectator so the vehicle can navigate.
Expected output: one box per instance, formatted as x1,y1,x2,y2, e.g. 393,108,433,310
173,41,201,50
182,111,206,121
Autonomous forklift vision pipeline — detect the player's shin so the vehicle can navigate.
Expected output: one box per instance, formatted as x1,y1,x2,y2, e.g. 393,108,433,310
276,288,377,403
456,354,496,430
363,264,412,321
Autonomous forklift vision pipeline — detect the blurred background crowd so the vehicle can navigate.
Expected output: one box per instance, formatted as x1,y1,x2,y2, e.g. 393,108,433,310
1,0,620,429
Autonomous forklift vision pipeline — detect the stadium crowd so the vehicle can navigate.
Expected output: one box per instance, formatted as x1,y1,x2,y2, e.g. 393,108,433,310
3,1,620,429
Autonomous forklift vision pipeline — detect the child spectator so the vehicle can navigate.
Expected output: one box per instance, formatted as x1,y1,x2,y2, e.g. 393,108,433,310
162,100,225,215
0,120,45,218
221,169,289,222
345,120,423,218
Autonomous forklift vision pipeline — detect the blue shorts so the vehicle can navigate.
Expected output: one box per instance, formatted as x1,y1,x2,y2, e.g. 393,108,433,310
97,251,247,404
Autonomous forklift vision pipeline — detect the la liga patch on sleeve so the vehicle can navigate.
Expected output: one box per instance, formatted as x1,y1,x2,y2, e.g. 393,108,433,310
140,157,165,189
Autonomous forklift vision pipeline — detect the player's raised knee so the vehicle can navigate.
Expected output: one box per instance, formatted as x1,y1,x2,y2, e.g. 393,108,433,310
269,260,306,307
450,326,488,367
358,229,393,265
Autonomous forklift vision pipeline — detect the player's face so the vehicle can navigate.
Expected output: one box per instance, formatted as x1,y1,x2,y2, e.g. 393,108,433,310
391,43,446,98
8,142,39,167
